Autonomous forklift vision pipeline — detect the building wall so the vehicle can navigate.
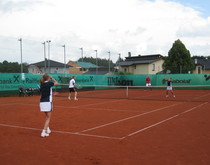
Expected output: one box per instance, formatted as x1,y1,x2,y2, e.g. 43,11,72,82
49,67,69,74
192,65,210,74
28,65,42,74
148,59,164,74
28,65,69,74
135,64,148,74
67,61,88,74
119,59,164,75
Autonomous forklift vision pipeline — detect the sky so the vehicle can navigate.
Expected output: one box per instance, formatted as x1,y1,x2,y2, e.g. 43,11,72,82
0,0,210,64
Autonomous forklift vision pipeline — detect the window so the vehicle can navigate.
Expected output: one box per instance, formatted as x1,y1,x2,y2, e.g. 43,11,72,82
152,64,155,71
80,68,87,71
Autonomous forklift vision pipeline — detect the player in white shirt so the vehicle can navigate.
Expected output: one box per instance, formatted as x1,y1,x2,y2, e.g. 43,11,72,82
68,76,78,100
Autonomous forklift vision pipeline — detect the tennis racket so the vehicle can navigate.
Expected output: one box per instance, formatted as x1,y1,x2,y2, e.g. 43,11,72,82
75,84,82,89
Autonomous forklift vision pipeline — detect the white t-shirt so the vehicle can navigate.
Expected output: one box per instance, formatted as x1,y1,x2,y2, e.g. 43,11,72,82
69,79,75,88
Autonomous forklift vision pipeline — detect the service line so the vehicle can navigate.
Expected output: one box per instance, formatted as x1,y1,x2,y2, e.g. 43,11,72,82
80,103,180,133
121,102,208,139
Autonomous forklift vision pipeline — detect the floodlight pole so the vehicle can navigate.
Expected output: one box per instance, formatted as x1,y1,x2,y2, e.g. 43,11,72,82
107,51,111,73
117,53,121,72
62,44,66,75
46,40,51,74
80,47,84,72
94,50,98,74
118,53,121,66
80,47,83,62
42,42,47,73
18,38,23,73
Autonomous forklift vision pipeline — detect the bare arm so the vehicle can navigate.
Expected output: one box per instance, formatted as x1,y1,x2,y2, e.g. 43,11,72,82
49,76,58,86
163,75,167,80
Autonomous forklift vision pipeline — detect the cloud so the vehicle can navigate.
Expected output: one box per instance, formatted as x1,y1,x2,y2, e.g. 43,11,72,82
177,18,210,37
0,0,43,13
0,0,210,64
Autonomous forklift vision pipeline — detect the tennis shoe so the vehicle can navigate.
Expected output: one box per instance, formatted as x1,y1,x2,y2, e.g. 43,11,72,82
68,96,70,100
74,97,78,101
41,131,49,138
46,127,51,134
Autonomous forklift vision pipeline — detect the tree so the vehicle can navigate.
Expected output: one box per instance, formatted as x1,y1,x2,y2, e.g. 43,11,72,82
163,39,194,74
0,60,28,73
191,55,210,60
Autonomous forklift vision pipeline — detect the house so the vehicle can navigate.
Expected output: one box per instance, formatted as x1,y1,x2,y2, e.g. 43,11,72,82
28,59,72,74
118,54,164,74
193,59,210,74
67,61,99,74
83,67,115,75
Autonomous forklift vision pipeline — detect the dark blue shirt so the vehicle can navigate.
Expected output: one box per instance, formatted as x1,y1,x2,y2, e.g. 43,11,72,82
40,81,54,102
167,80,172,86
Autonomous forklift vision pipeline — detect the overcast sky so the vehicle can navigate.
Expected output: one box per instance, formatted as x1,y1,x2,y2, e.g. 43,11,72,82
0,0,210,64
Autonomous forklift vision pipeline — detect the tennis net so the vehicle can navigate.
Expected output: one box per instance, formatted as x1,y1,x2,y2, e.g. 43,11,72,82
55,84,210,102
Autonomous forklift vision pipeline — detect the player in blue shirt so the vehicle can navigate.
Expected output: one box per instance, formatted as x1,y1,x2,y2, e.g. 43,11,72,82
39,74,58,137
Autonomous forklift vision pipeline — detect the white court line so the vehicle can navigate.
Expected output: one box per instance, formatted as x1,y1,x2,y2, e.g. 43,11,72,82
1,99,151,114
121,102,208,139
0,102,207,140
0,123,42,131
193,93,210,100
0,123,121,140
53,129,122,140
79,107,145,113
15,99,124,109
69,99,125,108
80,103,180,133
3,100,150,113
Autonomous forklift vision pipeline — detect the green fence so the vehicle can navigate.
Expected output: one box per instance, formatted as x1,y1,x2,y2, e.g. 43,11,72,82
1,73,210,92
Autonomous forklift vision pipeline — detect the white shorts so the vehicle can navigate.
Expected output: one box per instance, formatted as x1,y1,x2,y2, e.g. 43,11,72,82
40,102,53,112
167,86,172,90
146,83,151,87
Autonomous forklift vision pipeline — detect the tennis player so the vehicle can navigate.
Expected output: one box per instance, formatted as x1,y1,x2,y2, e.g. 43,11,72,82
39,74,58,137
165,77,175,97
68,76,78,100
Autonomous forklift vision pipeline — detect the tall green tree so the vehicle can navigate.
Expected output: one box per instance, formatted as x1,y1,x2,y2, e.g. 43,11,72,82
163,39,194,74
191,55,210,60
0,60,28,73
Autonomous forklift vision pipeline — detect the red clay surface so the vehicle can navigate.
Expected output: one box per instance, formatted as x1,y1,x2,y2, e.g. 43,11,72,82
0,91,210,165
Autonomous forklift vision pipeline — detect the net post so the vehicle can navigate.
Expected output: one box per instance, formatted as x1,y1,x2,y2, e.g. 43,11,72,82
126,86,128,98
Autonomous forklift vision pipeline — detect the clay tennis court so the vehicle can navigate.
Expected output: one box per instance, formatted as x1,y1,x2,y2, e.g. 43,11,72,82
0,89,210,165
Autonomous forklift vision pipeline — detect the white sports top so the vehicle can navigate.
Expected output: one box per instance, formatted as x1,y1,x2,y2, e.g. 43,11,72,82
69,79,75,88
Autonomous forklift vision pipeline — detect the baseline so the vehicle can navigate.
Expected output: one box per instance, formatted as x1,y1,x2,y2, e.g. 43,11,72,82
0,123,121,140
